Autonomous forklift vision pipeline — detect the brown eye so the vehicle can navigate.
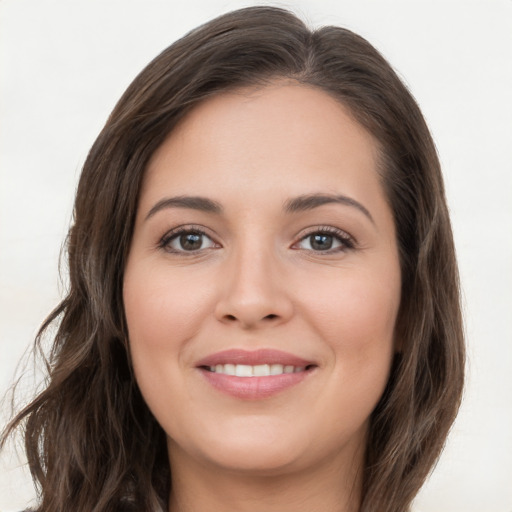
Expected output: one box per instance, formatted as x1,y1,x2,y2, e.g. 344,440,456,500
294,229,354,253
309,234,334,251
163,230,216,253
179,233,204,251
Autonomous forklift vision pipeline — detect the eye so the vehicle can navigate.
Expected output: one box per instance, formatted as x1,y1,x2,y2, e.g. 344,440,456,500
160,228,217,253
294,228,354,253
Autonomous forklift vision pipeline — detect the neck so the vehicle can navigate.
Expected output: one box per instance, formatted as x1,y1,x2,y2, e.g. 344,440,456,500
167,441,364,512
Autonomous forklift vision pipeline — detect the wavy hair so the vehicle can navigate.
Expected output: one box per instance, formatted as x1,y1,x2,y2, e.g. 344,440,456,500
1,6,464,512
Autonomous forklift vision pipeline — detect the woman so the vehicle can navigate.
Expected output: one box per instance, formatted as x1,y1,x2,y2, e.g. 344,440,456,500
1,6,464,512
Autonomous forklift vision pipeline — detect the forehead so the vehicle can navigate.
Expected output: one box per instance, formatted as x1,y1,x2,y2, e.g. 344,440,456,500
141,83,383,212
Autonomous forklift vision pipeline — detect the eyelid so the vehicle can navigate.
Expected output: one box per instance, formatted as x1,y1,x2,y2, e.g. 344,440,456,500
292,225,356,252
158,224,221,253
157,224,356,254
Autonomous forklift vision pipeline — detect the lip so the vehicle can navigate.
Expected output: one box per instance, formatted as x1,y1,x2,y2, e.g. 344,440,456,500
195,348,315,368
195,349,317,400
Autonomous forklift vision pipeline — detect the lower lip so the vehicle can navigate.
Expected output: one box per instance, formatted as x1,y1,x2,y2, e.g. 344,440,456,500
198,368,313,399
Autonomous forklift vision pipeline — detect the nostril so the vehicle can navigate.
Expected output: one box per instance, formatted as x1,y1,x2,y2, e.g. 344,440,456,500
219,311,285,326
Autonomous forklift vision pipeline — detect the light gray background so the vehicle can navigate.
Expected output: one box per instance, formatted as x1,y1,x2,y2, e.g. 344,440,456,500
1,1,511,511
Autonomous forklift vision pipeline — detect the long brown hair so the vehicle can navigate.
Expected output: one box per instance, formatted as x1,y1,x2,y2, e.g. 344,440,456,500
1,6,464,511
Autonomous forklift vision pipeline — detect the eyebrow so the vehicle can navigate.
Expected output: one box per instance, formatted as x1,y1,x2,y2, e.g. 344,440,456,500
283,193,374,223
145,195,223,220
145,192,374,224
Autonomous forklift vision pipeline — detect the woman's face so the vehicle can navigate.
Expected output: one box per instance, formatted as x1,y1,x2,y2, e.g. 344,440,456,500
123,83,401,476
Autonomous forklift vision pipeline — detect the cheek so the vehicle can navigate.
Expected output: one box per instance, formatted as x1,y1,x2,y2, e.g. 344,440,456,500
124,263,212,352
302,267,400,351
297,267,399,440
298,262,400,403
122,262,215,410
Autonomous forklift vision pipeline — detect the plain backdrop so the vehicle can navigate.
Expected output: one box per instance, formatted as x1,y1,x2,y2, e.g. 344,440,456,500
1,1,511,511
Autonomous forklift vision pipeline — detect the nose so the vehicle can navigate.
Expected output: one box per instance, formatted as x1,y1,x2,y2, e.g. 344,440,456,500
214,245,294,329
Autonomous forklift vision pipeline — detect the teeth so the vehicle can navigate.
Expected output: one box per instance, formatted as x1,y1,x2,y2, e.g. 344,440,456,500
224,364,235,376
253,364,270,376
270,364,283,375
235,364,253,377
208,363,308,377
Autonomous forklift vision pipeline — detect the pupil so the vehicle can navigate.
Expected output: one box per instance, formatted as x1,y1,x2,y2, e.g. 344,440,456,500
311,234,332,250
180,233,202,250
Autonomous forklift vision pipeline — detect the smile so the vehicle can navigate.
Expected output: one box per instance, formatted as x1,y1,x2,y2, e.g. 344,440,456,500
195,349,317,399
205,363,307,376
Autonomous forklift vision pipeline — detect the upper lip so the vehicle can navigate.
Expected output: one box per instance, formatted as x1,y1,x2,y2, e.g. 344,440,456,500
195,349,316,368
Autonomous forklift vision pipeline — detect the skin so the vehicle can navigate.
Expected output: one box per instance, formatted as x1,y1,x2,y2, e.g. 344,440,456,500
123,82,402,512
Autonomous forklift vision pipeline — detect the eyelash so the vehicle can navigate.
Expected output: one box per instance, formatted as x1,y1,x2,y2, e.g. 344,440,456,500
293,226,355,253
158,225,356,255
158,225,216,254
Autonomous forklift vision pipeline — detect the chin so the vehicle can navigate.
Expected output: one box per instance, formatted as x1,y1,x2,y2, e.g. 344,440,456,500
168,417,314,475
202,444,305,476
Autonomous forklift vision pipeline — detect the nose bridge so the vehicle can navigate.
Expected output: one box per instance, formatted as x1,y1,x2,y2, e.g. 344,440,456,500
215,233,292,327
233,240,274,295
